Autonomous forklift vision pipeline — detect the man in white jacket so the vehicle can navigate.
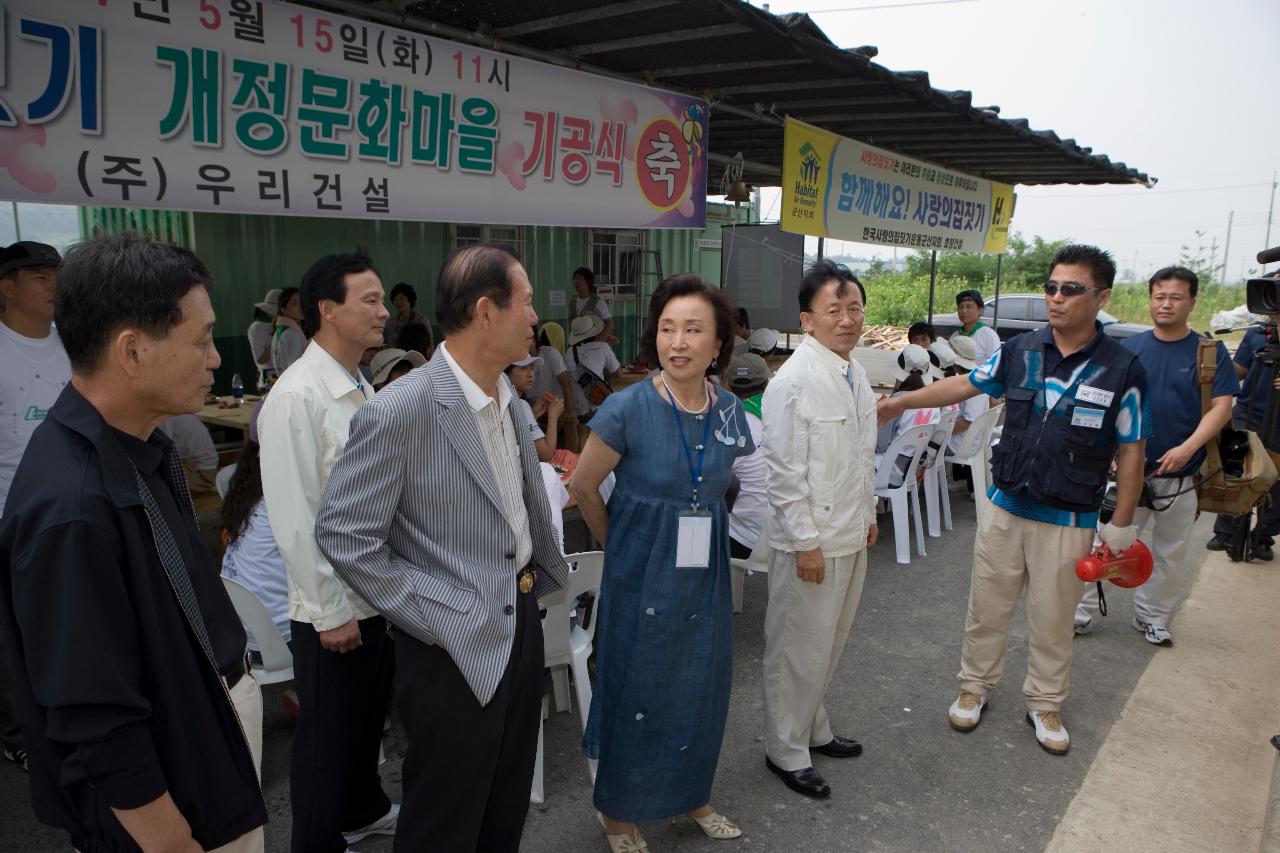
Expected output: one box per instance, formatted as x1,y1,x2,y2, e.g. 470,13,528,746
759,260,879,799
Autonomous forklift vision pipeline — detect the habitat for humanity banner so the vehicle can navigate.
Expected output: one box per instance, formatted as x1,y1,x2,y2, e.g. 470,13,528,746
781,118,1014,253
0,0,710,228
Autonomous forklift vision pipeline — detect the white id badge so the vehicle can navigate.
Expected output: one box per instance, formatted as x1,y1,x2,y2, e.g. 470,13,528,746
676,511,713,569
1075,385,1114,407
1071,406,1105,429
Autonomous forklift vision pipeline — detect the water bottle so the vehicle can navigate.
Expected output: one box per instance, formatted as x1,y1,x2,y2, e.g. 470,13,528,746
231,373,244,402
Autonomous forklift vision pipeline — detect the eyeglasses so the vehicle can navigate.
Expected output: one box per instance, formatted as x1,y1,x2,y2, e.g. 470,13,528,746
815,305,866,321
1043,282,1101,298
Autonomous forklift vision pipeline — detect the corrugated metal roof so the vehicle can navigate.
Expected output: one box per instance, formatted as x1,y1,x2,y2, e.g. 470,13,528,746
297,0,1155,189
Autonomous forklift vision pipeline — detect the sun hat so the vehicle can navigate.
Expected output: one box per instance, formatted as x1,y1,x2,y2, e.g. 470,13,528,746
369,348,426,386
568,315,606,345
890,343,938,385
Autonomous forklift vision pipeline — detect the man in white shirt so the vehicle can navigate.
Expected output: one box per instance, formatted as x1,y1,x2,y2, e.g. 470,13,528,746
258,253,399,851
0,240,69,772
0,242,69,517
760,261,879,799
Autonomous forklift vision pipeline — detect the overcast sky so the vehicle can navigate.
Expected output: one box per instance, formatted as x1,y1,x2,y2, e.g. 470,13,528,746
756,0,1280,281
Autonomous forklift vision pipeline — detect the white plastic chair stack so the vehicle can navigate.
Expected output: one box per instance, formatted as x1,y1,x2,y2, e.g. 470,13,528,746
531,551,604,804
729,555,769,614
946,404,1005,527
221,576,294,685
873,424,934,564
921,408,961,537
215,463,238,499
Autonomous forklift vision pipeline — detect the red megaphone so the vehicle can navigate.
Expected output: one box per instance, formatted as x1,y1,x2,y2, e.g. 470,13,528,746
1075,540,1154,589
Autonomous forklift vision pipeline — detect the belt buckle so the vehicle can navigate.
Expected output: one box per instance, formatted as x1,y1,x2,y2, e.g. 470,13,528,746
518,569,536,594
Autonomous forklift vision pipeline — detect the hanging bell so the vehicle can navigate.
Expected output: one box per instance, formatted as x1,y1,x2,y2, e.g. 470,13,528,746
725,180,751,205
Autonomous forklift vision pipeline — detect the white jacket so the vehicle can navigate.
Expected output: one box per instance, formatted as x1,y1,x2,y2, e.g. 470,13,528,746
759,335,877,558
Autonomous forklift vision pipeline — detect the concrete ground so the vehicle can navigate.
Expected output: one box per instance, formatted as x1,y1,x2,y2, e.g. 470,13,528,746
3,495,1278,852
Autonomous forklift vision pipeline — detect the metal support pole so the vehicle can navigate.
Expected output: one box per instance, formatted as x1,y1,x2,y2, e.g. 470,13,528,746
1265,172,1277,273
992,253,1003,332
1221,210,1233,285
11,202,20,241
816,236,825,261
927,250,938,324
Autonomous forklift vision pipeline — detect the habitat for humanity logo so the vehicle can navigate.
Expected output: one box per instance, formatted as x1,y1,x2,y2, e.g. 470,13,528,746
799,142,821,185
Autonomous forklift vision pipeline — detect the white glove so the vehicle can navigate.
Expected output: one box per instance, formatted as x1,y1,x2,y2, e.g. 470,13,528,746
1099,521,1138,553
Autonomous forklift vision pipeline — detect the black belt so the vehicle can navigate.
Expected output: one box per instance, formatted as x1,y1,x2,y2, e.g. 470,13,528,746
222,652,252,690
518,565,537,595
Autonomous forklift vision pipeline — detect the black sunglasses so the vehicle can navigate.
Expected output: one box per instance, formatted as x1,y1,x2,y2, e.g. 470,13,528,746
1043,282,1101,297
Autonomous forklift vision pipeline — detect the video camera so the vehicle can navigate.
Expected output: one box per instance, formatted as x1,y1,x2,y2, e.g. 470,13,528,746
1245,245,1280,315
1234,246,1280,453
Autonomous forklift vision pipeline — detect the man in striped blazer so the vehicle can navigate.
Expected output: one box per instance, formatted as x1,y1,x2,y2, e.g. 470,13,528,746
316,244,569,852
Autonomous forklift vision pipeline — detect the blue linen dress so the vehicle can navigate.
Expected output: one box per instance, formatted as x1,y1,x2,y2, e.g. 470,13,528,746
583,379,754,821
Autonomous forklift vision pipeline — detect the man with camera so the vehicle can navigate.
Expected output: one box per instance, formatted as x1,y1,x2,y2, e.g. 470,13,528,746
878,244,1148,755
1073,267,1237,646
1207,269,1280,558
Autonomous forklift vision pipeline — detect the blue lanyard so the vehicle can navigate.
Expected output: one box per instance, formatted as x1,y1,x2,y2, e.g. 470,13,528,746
664,386,712,511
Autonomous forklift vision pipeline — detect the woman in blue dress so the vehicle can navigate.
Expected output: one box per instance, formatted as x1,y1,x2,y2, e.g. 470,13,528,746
569,274,754,852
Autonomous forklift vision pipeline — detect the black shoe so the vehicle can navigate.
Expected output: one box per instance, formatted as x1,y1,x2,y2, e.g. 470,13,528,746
1206,536,1231,551
1251,540,1275,561
1272,735,1280,752
812,735,863,758
765,757,831,798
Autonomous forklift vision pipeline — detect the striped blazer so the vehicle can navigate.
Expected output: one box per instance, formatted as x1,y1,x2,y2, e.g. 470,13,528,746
315,354,569,704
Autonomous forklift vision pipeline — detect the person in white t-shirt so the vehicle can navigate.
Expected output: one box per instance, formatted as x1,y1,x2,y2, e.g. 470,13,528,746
0,241,70,518
570,266,615,343
505,354,563,462
0,240,70,771
530,330,579,451
566,314,620,421
271,286,307,373
725,352,770,558
247,288,281,388
950,288,1002,367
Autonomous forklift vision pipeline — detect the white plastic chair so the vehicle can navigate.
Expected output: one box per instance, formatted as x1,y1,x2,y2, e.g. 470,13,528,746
532,551,604,803
874,424,934,564
221,576,293,685
921,408,961,537
215,463,237,499
947,404,1005,526
729,555,769,614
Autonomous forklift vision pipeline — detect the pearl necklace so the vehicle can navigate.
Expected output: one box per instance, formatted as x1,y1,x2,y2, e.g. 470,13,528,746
661,370,711,415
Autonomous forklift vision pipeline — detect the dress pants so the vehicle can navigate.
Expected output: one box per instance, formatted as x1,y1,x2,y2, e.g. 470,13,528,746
0,637,23,757
762,548,867,772
1077,476,1198,628
290,616,394,853
210,673,266,853
958,505,1092,712
393,587,542,853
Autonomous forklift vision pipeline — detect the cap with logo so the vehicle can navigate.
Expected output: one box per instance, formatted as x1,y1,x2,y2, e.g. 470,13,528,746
0,241,61,278
726,353,771,392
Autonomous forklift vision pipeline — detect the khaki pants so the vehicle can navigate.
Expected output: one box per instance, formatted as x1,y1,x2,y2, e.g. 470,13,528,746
763,548,867,771
211,673,265,853
958,505,1092,713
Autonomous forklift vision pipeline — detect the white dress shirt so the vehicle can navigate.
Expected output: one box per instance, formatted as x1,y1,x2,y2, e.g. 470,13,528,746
259,342,378,630
759,334,877,558
437,342,533,567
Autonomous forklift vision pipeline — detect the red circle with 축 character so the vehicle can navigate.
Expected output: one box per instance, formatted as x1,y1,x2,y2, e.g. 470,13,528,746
634,117,690,212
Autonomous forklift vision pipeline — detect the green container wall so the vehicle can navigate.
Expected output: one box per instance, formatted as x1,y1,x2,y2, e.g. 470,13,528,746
81,203,754,388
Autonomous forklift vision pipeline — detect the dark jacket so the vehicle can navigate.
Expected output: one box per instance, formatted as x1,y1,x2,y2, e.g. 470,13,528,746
991,325,1140,512
0,385,266,852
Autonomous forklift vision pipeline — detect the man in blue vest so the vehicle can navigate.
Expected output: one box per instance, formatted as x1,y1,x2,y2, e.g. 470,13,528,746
878,244,1149,755
1075,266,1236,645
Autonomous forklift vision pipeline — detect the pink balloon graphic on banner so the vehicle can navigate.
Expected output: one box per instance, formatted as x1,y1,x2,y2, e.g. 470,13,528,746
0,122,56,194
496,140,528,190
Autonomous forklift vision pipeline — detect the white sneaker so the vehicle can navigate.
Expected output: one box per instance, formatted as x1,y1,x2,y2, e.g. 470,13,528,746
948,691,987,732
343,803,399,845
1133,617,1173,646
1073,617,1093,636
1027,711,1070,755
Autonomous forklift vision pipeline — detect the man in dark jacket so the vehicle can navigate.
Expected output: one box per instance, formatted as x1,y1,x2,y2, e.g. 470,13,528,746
0,234,267,852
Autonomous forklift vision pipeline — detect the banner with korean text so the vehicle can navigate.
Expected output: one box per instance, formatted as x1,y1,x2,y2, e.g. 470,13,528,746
781,118,1014,253
0,1,709,228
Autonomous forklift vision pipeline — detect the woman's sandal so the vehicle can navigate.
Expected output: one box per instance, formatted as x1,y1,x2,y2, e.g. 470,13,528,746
599,812,650,852
686,809,742,840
